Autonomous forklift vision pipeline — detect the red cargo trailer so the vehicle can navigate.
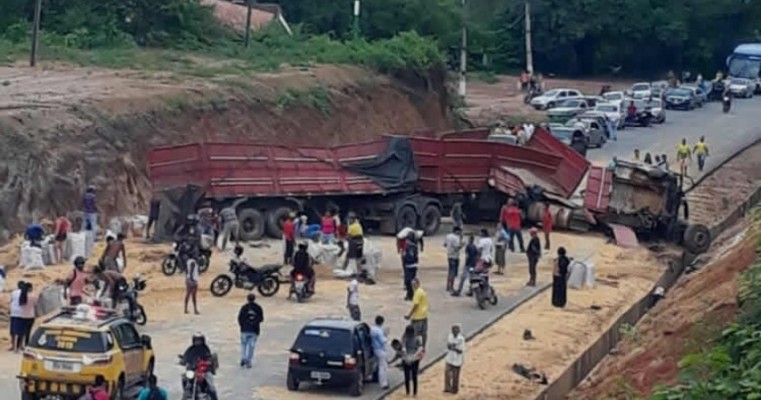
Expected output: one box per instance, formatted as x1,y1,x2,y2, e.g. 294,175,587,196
147,128,589,240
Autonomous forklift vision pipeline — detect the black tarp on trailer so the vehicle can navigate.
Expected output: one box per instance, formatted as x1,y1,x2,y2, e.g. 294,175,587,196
344,136,419,192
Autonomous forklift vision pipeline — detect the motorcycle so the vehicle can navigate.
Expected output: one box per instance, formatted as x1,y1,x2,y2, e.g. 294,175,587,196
722,94,732,113
289,272,314,303
523,85,543,104
708,81,726,102
162,240,211,276
119,274,147,325
178,355,214,400
209,260,282,297
469,267,498,310
624,110,653,127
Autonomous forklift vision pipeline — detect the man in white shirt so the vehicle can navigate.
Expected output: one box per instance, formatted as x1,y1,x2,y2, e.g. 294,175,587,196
443,226,463,293
476,229,494,268
370,316,389,389
444,323,465,394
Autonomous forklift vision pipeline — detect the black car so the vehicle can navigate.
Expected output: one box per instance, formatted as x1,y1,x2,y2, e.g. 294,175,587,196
287,318,379,397
663,88,698,110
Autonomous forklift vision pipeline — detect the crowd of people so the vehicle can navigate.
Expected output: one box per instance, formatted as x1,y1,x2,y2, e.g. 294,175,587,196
622,136,710,176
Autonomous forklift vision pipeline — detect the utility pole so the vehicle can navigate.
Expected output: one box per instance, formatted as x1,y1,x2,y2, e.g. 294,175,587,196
458,0,467,98
30,0,43,67
524,0,534,75
352,0,361,39
244,0,254,48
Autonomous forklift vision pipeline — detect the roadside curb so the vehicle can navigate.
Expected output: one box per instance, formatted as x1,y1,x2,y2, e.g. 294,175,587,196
375,282,552,400
534,142,761,400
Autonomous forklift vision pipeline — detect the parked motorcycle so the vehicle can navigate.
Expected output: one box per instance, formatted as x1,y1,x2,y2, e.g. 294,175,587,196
624,110,653,127
289,273,314,303
178,355,214,400
162,240,211,276
209,260,282,297
120,274,147,325
469,268,498,309
723,94,732,113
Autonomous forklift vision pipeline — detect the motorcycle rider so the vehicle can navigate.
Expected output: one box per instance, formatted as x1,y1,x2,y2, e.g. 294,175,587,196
182,333,218,400
291,243,315,294
174,214,202,269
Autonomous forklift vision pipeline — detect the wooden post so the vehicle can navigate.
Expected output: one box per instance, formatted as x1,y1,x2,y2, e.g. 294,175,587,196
30,0,43,67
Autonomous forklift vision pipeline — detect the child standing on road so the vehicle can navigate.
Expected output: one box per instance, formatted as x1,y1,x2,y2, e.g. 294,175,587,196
495,233,507,275
347,279,361,321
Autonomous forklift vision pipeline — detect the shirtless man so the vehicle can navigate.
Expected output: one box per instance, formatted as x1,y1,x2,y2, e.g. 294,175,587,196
100,234,127,272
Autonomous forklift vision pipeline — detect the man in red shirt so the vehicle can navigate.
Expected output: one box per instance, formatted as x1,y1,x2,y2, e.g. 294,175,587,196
499,199,525,253
282,213,296,265
53,211,71,264
542,202,553,250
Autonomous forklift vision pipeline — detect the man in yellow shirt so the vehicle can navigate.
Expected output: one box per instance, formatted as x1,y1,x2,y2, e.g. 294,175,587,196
405,278,429,348
342,213,364,272
693,136,709,172
676,138,692,175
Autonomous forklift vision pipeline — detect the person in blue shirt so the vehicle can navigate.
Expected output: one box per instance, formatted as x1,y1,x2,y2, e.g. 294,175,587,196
137,375,168,400
370,315,389,389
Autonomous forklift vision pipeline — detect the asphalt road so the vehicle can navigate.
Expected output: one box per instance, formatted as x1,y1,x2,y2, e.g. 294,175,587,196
586,96,761,185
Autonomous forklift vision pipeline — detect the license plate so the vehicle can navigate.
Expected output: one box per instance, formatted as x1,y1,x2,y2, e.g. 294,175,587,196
310,371,331,380
45,360,81,373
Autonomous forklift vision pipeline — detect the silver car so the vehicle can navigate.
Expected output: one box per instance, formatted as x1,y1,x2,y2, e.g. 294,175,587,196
728,78,755,98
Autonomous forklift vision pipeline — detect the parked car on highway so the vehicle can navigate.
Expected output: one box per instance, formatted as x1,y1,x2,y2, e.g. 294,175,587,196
631,98,666,124
578,112,614,138
593,102,625,129
530,88,583,110
663,88,699,110
681,85,707,107
728,78,755,98
602,91,626,107
650,81,670,99
546,98,591,122
549,118,607,149
287,318,378,397
628,82,652,98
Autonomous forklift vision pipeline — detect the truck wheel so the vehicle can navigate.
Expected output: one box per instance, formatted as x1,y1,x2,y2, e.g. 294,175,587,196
266,207,294,238
396,205,417,232
421,205,442,236
683,224,711,254
238,208,265,241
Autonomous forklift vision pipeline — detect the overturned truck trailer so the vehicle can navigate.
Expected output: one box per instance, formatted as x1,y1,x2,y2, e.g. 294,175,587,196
147,128,590,241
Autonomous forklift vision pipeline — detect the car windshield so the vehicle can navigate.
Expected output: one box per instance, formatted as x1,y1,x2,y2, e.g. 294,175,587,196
559,99,582,107
668,89,691,96
542,89,560,97
293,327,353,354
595,105,617,112
731,78,748,85
29,328,111,353
603,92,623,101
632,84,649,91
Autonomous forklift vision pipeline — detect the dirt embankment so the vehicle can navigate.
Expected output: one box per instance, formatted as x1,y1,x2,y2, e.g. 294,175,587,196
571,221,758,399
0,65,453,236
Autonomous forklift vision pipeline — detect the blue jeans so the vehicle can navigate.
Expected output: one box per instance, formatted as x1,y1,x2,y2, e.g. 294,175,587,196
608,121,617,140
447,258,459,279
240,332,258,366
456,267,472,294
322,233,335,244
84,212,98,231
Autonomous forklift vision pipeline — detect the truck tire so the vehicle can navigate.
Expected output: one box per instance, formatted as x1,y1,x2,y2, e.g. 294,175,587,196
421,204,442,236
396,205,417,232
684,224,710,251
238,208,265,241
266,207,294,238
683,224,711,254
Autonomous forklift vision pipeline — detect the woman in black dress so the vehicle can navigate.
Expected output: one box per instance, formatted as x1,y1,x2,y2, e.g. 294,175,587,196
552,247,570,308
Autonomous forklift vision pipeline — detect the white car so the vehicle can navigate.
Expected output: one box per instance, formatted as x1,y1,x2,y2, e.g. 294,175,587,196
628,82,652,99
594,102,625,129
530,88,583,110
602,91,625,107
728,78,755,98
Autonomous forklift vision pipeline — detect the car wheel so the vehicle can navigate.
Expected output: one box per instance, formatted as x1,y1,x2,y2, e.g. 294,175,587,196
349,372,364,397
546,101,555,109
286,371,299,391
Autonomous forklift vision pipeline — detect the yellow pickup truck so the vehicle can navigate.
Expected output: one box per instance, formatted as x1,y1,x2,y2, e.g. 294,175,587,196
18,305,155,400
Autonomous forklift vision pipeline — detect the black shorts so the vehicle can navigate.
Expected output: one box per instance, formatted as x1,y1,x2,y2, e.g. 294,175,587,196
55,233,67,242
284,240,294,258
347,237,364,259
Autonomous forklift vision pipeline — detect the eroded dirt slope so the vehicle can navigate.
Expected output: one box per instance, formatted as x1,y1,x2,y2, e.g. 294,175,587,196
0,64,452,236
571,221,758,399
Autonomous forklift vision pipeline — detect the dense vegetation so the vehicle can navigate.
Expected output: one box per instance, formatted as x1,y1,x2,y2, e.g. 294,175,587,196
650,211,761,399
1,0,760,76
0,0,444,74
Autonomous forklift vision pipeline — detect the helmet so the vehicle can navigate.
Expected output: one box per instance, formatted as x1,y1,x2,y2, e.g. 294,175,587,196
185,214,199,225
192,332,206,346
234,245,244,256
73,256,86,268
